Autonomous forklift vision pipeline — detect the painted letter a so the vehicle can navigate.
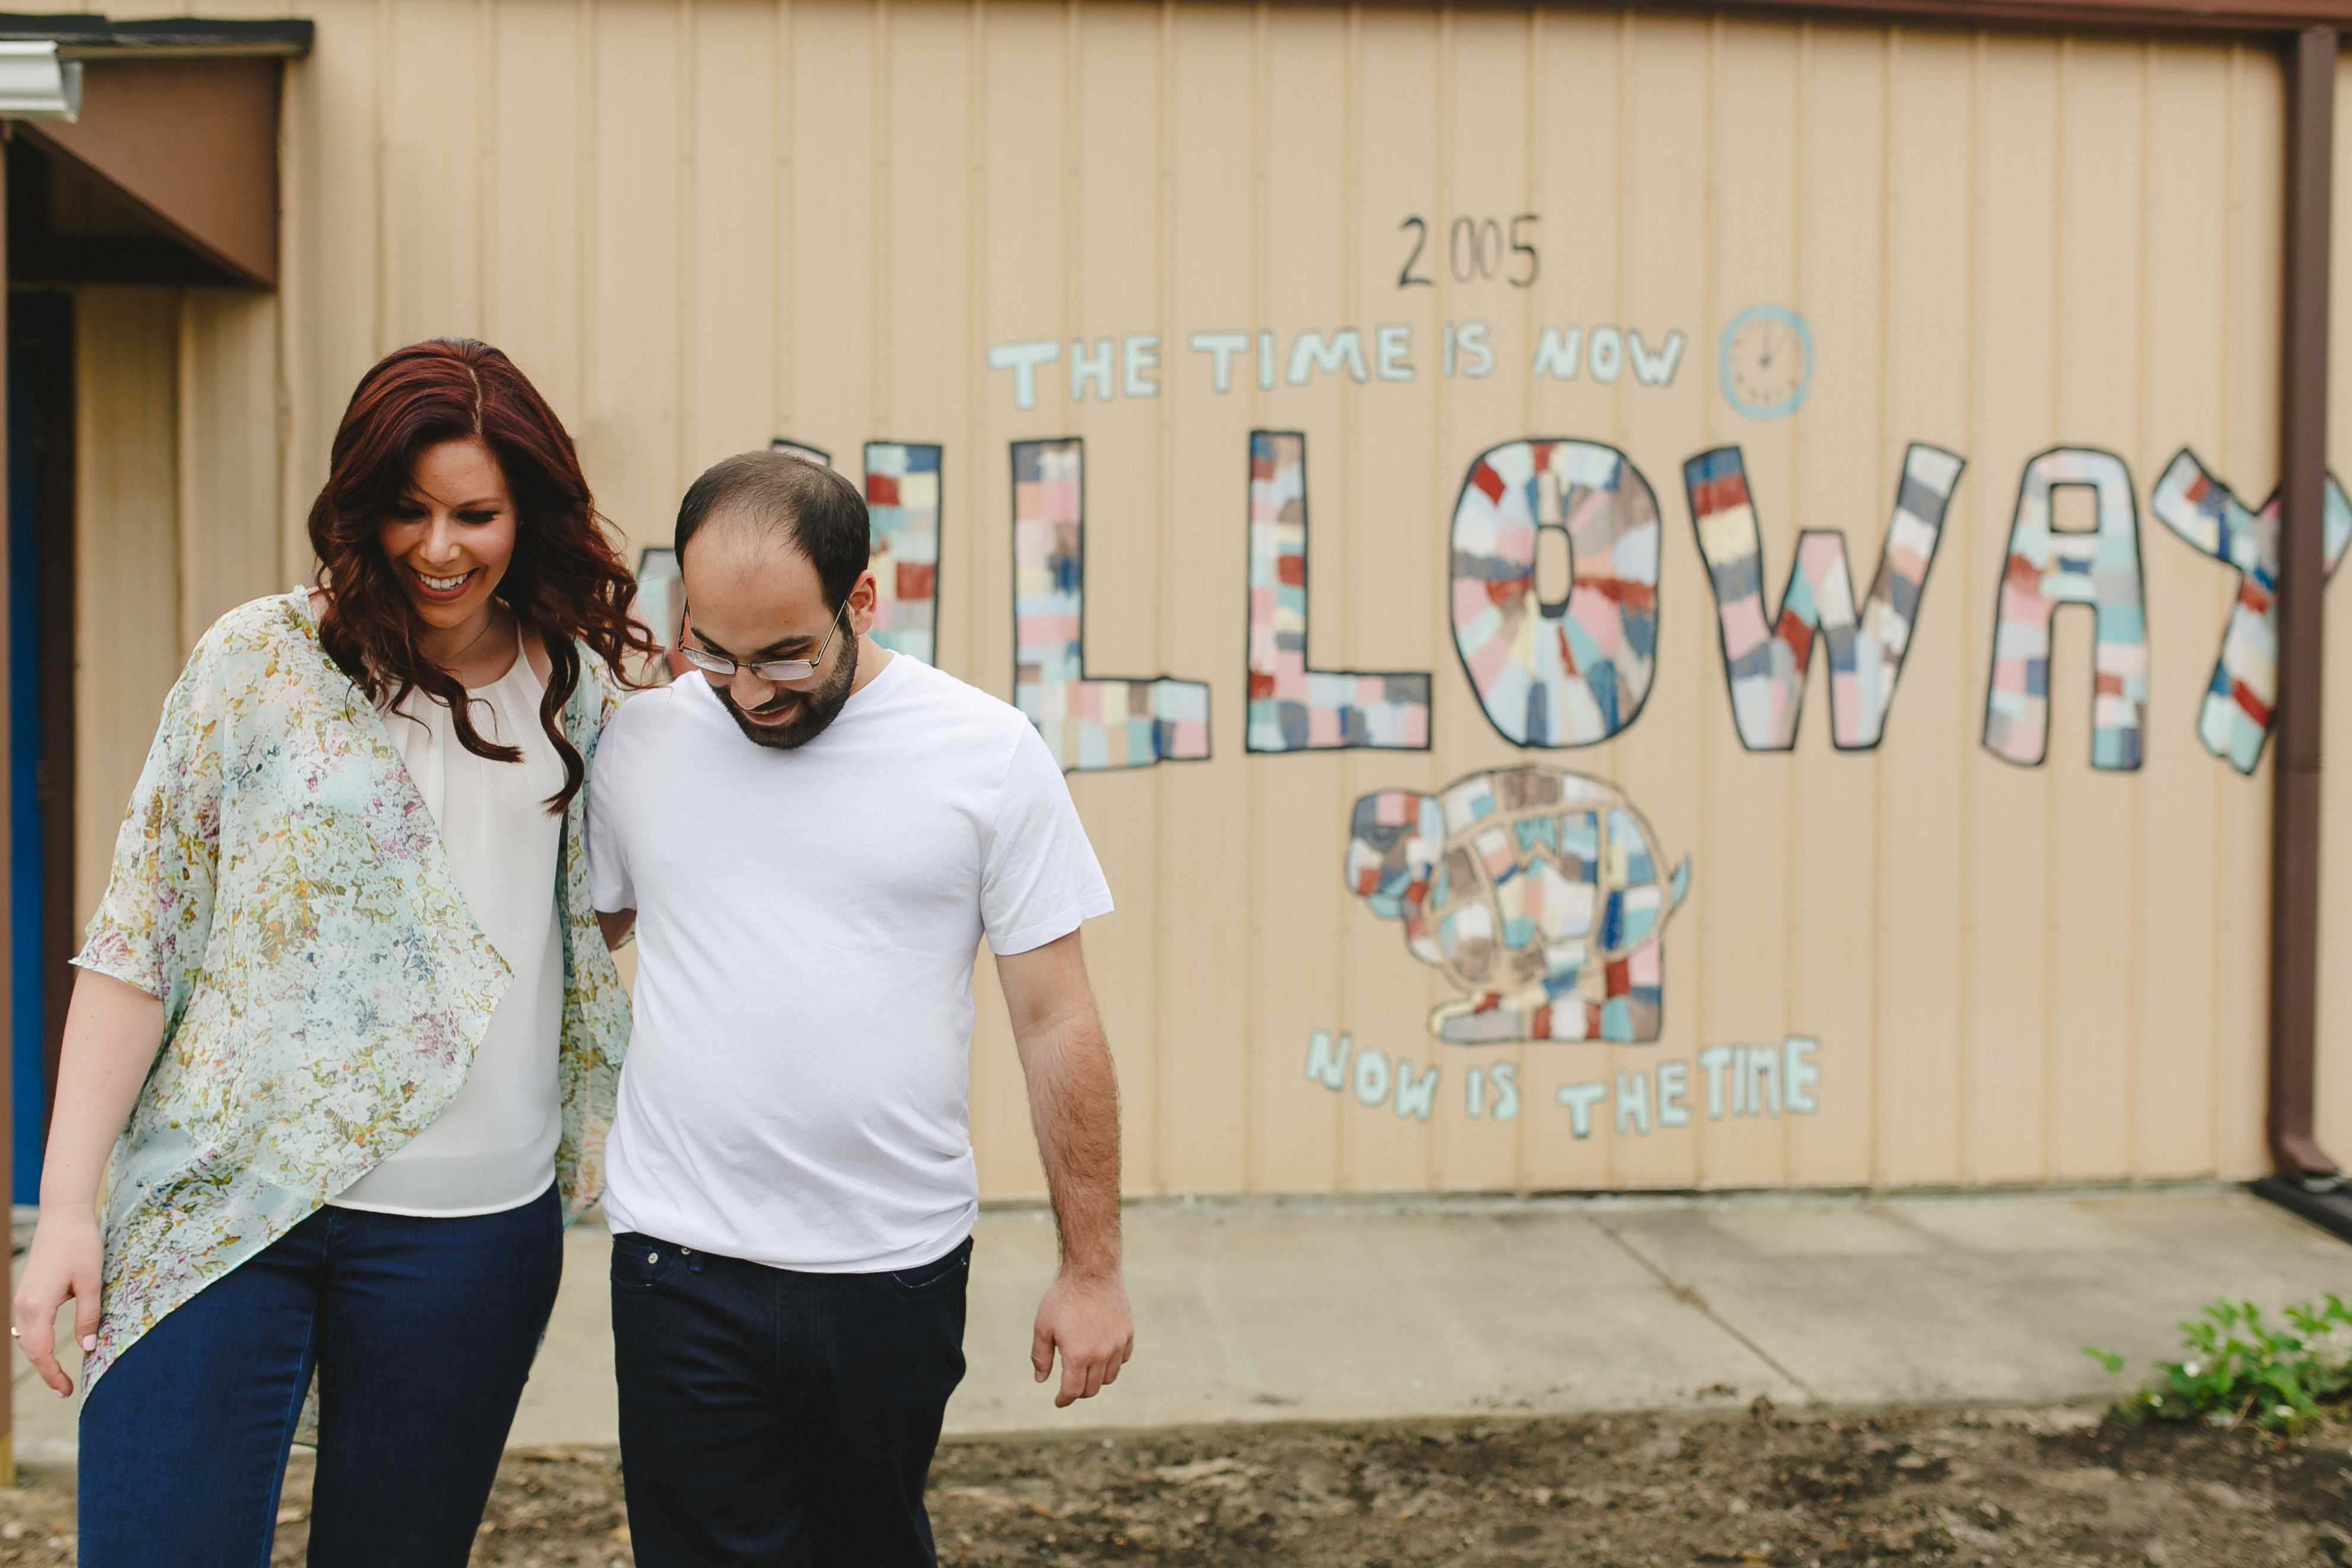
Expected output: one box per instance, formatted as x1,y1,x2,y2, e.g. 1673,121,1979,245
1981,448,2148,770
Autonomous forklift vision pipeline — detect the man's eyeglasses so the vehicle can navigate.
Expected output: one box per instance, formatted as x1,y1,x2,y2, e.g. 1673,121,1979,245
676,600,848,684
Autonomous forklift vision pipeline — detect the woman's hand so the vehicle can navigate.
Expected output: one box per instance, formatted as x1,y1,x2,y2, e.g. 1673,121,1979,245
13,1208,102,1397
9,969,169,1398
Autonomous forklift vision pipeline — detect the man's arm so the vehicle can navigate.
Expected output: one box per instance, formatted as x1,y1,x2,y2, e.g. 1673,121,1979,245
597,910,635,950
995,929,1133,1408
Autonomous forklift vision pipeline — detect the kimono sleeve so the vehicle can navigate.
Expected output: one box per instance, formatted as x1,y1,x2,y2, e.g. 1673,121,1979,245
72,646,231,1023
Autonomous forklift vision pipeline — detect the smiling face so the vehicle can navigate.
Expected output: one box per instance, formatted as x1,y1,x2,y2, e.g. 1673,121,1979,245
375,437,517,633
679,518,876,750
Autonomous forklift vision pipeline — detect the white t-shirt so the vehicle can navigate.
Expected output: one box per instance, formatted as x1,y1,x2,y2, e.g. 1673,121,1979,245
586,653,1114,1273
332,649,566,1217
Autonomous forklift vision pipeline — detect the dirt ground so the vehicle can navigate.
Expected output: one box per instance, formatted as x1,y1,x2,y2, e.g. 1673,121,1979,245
0,1403,2342,1566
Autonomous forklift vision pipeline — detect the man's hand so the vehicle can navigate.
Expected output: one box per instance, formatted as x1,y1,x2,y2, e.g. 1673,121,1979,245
1031,1268,1134,1406
997,931,1130,1409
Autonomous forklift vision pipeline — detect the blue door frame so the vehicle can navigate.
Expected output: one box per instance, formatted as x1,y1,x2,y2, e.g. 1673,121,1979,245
9,346,46,1203
7,292,74,1207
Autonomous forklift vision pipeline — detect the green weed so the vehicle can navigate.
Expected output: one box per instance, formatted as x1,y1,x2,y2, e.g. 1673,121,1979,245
2085,1295,2352,1434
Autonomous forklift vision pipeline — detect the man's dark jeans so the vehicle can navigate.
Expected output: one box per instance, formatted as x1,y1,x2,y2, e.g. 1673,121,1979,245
611,1231,972,1568
77,1186,564,1568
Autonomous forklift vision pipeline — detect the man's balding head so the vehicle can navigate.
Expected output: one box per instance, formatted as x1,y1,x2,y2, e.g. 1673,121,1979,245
674,451,870,611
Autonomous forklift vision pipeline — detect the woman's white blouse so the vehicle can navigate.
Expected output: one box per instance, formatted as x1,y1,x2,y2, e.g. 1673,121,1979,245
330,647,567,1217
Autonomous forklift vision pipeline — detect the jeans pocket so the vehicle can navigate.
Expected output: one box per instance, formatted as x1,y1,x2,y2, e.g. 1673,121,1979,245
886,1237,973,1297
611,1234,682,1294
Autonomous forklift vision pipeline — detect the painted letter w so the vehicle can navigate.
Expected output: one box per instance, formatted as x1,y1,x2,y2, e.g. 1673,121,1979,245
1684,444,1965,750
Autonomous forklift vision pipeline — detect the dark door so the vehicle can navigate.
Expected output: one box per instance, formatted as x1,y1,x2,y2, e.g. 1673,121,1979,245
9,290,74,1203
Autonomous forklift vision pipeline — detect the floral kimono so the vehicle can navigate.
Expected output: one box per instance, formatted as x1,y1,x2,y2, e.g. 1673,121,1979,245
72,588,631,1390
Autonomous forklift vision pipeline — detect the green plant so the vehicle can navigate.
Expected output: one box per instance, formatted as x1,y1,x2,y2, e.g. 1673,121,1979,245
2084,1294,2352,1435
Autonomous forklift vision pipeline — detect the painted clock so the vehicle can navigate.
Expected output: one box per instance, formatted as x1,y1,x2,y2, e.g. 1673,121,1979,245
1719,306,1813,421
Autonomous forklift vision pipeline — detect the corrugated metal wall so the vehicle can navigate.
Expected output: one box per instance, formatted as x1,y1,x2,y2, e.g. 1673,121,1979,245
71,286,281,931
83,0,2352,1196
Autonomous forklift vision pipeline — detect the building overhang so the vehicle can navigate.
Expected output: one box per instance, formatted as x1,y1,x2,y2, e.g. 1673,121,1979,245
0,15,308,289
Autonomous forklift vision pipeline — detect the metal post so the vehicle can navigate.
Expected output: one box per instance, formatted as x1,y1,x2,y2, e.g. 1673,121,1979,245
2271,25,2340,1186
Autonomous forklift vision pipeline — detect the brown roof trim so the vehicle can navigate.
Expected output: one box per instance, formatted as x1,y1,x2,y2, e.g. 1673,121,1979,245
1690,0,2351,31
0,15,312,59
1293,0,2352,36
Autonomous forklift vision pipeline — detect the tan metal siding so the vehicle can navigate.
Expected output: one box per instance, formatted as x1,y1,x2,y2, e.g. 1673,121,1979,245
99,0,2315,1194
74,287,180,930
70,284,287,923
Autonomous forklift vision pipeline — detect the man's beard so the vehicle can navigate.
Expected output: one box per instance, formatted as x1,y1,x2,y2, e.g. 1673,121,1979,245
710,634,858,750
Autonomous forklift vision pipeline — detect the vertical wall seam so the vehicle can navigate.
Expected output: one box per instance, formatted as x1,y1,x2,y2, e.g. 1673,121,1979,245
1872,22,1896,1186
1517,0,1542,1193
479,0,496,340
274,52,304,583
1427,3,1449,1191
2043,32,2068,1186
961,0,991,1184
2129,36,2155,1178
1614,2,1634,1191
962,0,982,684
1349,0,1370,1188
1153,0,1176,1196
874,0,893,439
2213,40,2241,1175
1706,8,1731,1190
577,0,599,468
677,0,697,494
173,293,196,656
1248,0,1269,1194
1063,0,1079,365
1959,27,1983,1183
373,0,392,355
1788,16,1809,1187
776,0,796,442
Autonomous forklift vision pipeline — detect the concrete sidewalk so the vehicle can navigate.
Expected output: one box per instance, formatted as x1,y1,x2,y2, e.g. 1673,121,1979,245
12,1185,2347,1462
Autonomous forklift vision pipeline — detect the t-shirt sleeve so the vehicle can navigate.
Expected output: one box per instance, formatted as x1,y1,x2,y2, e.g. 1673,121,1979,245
585,707,636,914
979,720,1115,956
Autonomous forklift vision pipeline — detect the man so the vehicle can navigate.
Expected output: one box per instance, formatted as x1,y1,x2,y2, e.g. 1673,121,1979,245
586,451,1133,1567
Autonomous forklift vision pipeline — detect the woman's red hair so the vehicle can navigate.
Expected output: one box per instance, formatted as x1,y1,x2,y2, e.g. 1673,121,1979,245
306,339,656,812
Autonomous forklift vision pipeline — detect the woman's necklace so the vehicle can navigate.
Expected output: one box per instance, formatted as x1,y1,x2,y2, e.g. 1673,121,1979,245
442,603,510,673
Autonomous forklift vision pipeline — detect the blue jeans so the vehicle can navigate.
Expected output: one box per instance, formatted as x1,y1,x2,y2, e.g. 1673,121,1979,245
77,1185,563,1568
611,1232,972,1567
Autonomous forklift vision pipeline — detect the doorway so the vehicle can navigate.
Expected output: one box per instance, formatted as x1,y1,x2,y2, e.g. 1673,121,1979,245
7,289,72,1203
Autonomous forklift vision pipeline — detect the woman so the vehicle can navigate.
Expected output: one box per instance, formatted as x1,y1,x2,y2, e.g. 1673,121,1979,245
11,339,653,1565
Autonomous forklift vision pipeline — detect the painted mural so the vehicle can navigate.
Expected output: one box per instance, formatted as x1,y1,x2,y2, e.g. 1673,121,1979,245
1344,767,1690,1045
1247,430,1432,752
2149,449,2352,774
614,304,2352,1121
1685,443,1965,750
1449,440,1662,748
1982,448,2150,771
1300,1028,1822,1134
767,438,946,666
1011,438,1213,772
707,411,2344,798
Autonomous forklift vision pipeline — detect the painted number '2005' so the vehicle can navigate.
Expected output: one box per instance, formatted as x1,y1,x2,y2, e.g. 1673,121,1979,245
1398,214,1539,289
